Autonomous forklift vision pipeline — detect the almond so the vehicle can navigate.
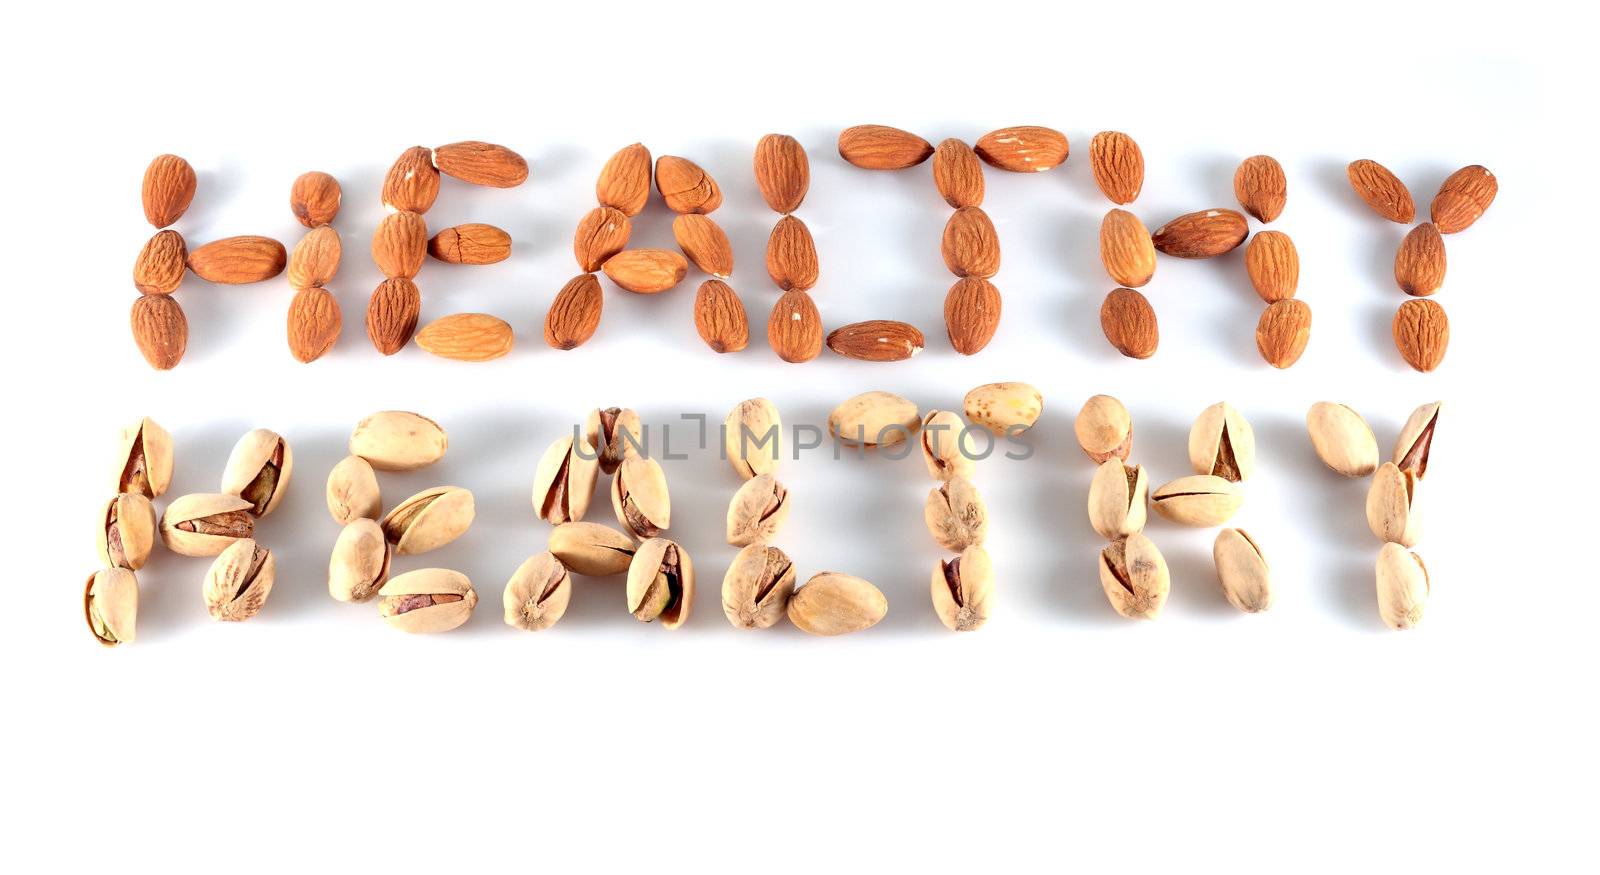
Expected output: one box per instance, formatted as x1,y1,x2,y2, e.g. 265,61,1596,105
754,134,809,214
1151,209,1248,259
366,277,421,355
415,313,514,361
941,206,1001,278
1430,165,1496,234
672,214,733,278
766,215,819,292
1394,223,1446,296
601,249,687,294
288,225,342,290
1233,155,1287,223
142,154,196,228
1346,159,1415,224
133,230,187,295
573,206,632,272
1099,288,1158,359
933,138,985,208
837,125,933,170
428,223,512,265
1255,299,1312,369
381,146,440,214
654,155,722,214
544,273,603,350
1089,132,1143,204
693,279,749,353
1099,209,1155,287
596,143,652,217
131,294,187,370
826,320,924,362
187,235,287,284
372,211,427,279
944,277,1002,355
290,171,341,228
767,289,822,363
1244,230,1299,302
1393,299,1449,372
286,286,342,363
432,141,528,188
974,126,1069,172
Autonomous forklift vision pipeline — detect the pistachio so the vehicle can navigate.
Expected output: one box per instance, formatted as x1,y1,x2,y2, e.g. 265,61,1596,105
380,486,475,554
531,435,601,524
1187,402,1255,482
962,381,1043,435
721,543,796,629
1213,528,1272,613
378,568,477,633
611,457,670,539
1375,543,1429,630
329,518,391,602
96,492,156,570
724,398,782,479
1306,402,1378,477
548,522,637,576
1366,462,1420,546
220,428,293,517
932,545,994,631
726,473,790,546
1098,533,1169,620
585,406,643,474
113,416,174,499
1151,475,1243,527
85,567,138,647
924,476,989,552
787,572,887,635
160,493,255,557
626,538,694,628
1074,394,1132,463
1087,460,1148,539
503,552,572,631
1393,400,1441,480
326,454,382,525
349,411,447,471
203,539,276,622
920,410,976,481
828,391,920,447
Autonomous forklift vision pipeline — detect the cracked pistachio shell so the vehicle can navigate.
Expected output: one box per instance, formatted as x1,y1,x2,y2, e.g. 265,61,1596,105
349,411,447,471
531,435,600,524
503,552,572,631
1074,395,1132,463
113,416,174,498
585,407,644,475
220,428,293,517
548,522,636,576
379,568,477,633
726,473,790,547
932,545,994,632
203,539,276,622
626,538,694,629
1366,462,1420,547
962,381,1042,436
1393,401,1441,480
920,409,976,481
329,518,391,602
160,493,255,557
1376,543,1429,630
611,457,670,539
1214,528,1272,613
788,572,887,636
85,567,138,647
724,398,782,479
96,492,156,570
380,486,475,554
1151,475,1243,527
326,454,381,525
722,543,796,630
828,391,920,447
1098,533,1169,620
1087,461,1148,539
1306,402,1378,477
924,476,989,552
1188,402,1255,482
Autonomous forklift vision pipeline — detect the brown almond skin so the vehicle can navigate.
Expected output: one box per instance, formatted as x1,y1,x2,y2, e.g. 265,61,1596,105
290,171,341,228
366,277,421,355
838,125,933,170
826,320,924,362
142,154,196,228
573,206,632,272
940,206,1000,279
1347,159,1415,224
544,273,603,350
134,230,187,295
1233,155,1287,223
655,155,722,214
131,294,187,370
1394,223,1446,296
1100,289,1158,359
672,214,734,278
974,126,1069,172
382,146,439,213
187,236,287,284
754,133,810,214
944,277,1002,355
372,212,427,279
766,215,819,292
1393,299,1449,372
1245,230,1299,302
1430,165,1496,234
287,286,342,363
602,249,688,294
1099,209,1155,287
287,225,341,290
596,143,652,217
415,313,514,361
432,141,528,188
1152,209,1249,258
694,279,749,354
1089,132,1143,204
933,138,985,208
767,289,822,363
428,223,511,265
1256,299,1312,369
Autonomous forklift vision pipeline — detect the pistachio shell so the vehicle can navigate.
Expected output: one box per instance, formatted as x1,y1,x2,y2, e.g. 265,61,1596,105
1187,402,1255,482
113,417,174,498
920,409,977,481
721,543,796,630
203,539,276,622
584,407,644,474
1074,395,1132,463
828,391,920,447
1087,461,1148,539
220,428,293,517
1151,475,1244,527
1213,528,1272,613
96,492,156,570
380,486,475,554
626,539,694,629
349,411,447,471
326,454,381,525
503,553,572,632
378,568,476,633
1376,543,1429,630
931,545,994,632
1393,401,1441,480
1098,533,1169,620
724,398,782,479
788,573,887,636
1306,402,1379,477
547,522,637,576
160,493,255,557
85,567,138,646
924,476,989,552
725,474,790,547
329,518,391,602
962,382,1043,435
611,457,670,539
1366,462,1420,547
531,435,601,524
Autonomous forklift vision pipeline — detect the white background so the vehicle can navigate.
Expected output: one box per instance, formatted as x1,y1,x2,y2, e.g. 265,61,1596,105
5,1,1592,871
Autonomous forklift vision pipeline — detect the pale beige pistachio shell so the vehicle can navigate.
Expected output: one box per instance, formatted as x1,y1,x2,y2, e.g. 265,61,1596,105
203,539,276,622
380,486,475,555
349,411,448,471
924,475,989,552
160,493,255,557
1214,528,1272,613
379,569,477,633
503,552,572,631
531,434,601,525
113,417,174,499
626,538,694,629
722,543,796,630
220,428,293,517
920,409,976,481
1098,533,1169,620
1393,401,1441,480
1187,402,1255,482
932,545,994,632
726,473,790,547
1087,460,1148,539
1074,395,1132,463
1366,462,1420,547
326,454,381,525
96,492,157,570
1151,475,1243,527
963,382,1042,436
548,522,636,576
585,407,644,475
1376,543,1429,630
611,457,670,539
788,572,887,636
724,398,782,479
329,518,391,602
85,567,138,647
828,391,920,447
1306,402,1379,477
